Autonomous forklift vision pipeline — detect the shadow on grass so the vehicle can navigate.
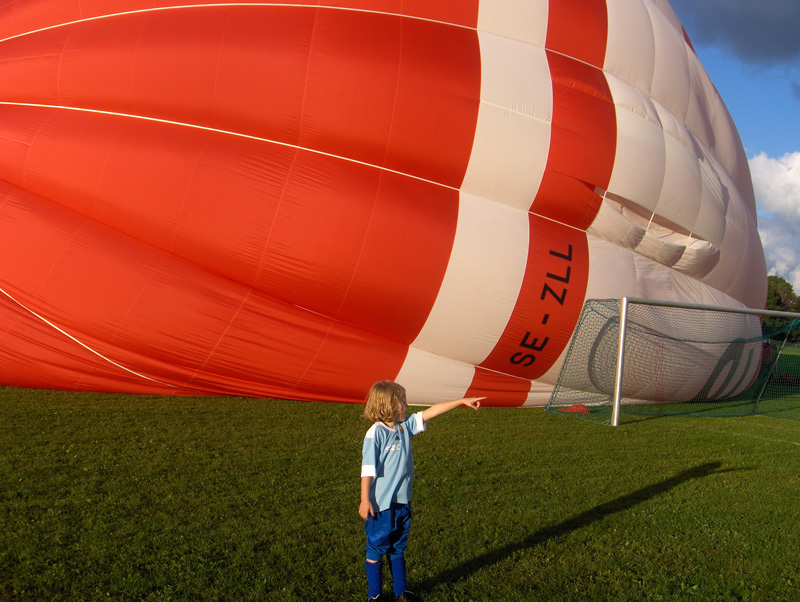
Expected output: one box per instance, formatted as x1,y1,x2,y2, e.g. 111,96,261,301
415,461,741,593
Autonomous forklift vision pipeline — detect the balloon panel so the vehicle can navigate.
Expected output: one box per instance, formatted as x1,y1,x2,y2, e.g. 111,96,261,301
0,180,413,401
0,1,767,405
2,7,481,186
531,50,616,229
546,0,607,67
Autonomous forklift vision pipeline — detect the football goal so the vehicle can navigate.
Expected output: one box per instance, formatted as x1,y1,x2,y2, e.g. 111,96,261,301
546,297,800,425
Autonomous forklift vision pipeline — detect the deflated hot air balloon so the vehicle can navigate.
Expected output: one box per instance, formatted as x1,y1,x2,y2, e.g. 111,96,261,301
0,0,766,406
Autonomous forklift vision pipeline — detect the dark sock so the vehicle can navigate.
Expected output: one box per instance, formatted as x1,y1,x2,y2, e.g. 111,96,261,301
390,556,407,596
366,560,382,598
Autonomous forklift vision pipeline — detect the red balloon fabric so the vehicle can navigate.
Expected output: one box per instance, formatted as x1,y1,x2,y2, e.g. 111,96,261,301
0,1,767,405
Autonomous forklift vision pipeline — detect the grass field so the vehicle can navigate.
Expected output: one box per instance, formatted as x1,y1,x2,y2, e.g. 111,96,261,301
3,386,800,601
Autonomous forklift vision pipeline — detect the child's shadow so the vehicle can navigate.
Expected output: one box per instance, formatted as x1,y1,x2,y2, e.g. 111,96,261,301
415,461,742,593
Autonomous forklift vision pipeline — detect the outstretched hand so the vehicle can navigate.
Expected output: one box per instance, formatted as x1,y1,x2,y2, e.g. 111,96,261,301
462,397,484,410
422,395,486,422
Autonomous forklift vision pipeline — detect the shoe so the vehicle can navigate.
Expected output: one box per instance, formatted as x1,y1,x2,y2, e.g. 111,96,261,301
368,595,391,602
396,592,421,602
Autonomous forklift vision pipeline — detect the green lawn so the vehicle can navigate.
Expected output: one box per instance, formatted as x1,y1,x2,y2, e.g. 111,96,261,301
2,386,800,601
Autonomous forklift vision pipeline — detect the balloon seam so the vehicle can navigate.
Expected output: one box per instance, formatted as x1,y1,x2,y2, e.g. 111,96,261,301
0,284,180,389
0,4,475,45
0,101,459,192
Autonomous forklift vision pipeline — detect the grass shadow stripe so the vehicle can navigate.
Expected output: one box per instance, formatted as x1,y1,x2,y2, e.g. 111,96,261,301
415,461,743,593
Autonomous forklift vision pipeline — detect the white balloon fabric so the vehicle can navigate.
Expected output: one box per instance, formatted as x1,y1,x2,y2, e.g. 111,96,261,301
0,0,766,406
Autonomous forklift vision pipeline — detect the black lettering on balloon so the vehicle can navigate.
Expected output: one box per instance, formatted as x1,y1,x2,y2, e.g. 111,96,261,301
509,244,573,368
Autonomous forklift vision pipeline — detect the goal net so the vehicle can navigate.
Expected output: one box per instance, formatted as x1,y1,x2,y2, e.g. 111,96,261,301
546,298,800,424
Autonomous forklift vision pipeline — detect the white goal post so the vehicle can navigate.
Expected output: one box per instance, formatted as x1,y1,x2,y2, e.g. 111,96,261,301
610,297,800,426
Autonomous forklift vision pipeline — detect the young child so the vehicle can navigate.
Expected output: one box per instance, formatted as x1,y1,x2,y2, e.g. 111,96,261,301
359,380,484,601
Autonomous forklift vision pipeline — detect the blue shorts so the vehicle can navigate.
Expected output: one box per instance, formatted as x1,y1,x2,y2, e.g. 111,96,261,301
365,503,412,562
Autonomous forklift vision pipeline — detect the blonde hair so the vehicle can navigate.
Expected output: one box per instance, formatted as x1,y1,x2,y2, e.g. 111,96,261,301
363,380,406,424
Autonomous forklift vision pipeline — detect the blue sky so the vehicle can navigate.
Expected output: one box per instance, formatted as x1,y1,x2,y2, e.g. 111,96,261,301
669,0,800,292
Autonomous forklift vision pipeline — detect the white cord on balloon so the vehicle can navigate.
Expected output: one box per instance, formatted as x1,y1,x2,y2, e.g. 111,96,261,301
0,101,459,193
0,284,180,389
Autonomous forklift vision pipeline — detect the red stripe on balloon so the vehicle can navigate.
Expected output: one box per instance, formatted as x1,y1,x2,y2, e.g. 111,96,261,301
469,214,589,391
682,27,697,54
531,50,616,230
532,0,614,229
463,2,609,404
465,368,534,408
493,0,614,403
545,0,608,68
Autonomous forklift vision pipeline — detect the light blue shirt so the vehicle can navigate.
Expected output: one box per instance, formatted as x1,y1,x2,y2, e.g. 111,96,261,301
361,412,426,512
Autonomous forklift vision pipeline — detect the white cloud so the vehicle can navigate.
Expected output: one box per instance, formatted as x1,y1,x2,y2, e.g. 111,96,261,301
750,151,800,291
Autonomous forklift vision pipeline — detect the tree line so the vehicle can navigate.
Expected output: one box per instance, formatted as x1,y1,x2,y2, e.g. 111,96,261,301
767,275,800,313
765,275,800,342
